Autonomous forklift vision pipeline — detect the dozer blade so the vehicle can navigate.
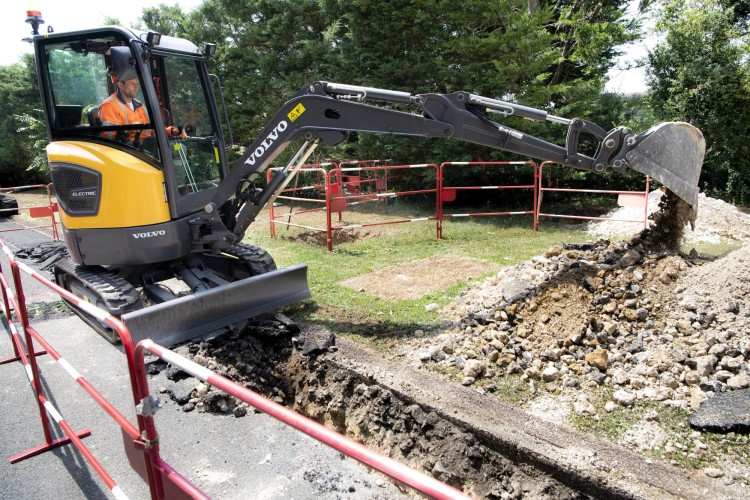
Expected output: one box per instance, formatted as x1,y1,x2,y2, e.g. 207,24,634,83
625,121,705,209
122,264,310,347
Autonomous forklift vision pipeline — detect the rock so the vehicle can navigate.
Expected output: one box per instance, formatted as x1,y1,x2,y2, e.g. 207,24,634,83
619,249,641,267
463,359,486,379
602,322,618,335
299,325,336,356
604,401,617,413
425,303,440,312
542,366,560,382
495,353,516,367
703,468,724,478
588,370,606,385
574,398,597,416
545,245,562,257
685,371,701,385
727,373,750,390
166,377,198,405
613,389,636,407
502,278,532,304
694,355,718,378
644,410,660,422
689,388,750,432
725,301,740,314
585,349,608,371
611,368,629,386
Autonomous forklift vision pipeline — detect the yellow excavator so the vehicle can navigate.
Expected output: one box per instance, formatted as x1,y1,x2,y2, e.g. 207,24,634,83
25,12,705,347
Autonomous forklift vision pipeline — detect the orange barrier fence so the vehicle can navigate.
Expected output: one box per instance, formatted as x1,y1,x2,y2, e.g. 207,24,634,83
437,161,538,238
535,162,651,228
0,184,60,240
0,237,470,499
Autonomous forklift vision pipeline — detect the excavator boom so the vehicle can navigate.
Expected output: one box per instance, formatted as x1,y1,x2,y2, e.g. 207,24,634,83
205,81,704,247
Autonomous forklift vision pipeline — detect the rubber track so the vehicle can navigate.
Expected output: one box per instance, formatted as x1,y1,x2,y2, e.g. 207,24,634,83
55,258,142,317
222,243,277,276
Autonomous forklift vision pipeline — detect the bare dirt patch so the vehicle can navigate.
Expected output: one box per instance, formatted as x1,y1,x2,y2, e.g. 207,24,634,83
339,254,500,300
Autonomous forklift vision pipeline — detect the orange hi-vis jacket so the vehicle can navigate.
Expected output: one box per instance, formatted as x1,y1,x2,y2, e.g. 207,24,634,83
99,91,153,142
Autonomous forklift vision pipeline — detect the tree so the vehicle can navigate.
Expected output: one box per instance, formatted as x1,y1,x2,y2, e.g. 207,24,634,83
137,4,190,37
318,0,637,163
139,0,639,168
647,0,750,203
0,56,43,186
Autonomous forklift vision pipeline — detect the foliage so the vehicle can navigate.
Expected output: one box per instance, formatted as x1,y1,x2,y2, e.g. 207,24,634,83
134,0,637,170
3,1,641,186
647,0,750,204
15,111,49,176
0,55,46,186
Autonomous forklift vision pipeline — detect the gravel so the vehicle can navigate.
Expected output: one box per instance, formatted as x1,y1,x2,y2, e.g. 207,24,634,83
394,191,750,490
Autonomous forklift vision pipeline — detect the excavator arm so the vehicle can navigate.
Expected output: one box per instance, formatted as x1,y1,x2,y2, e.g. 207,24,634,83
193,81,704,251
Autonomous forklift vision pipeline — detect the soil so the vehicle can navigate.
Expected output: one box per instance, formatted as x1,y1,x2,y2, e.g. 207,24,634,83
340,255,500,301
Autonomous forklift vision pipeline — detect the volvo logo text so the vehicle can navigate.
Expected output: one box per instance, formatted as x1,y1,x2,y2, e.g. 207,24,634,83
244,120,288,166
132,230,166,239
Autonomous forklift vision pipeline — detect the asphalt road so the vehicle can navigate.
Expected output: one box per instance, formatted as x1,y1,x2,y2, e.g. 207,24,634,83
0,219,407,499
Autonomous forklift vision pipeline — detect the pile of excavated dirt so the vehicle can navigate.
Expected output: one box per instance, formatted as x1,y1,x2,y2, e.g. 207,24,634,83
398,190,750,491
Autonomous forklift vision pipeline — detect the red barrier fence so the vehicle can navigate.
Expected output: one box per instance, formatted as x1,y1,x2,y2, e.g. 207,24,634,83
438,161,538,238
269,159,652,251
327,163,439,251
0,184,60,240
269,163,334,239
269,162,440,251
139,339,471,500
0,237,471,499
270,160,541,251
535,162,651,229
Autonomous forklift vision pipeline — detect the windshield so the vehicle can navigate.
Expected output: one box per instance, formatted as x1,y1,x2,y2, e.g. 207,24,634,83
43,37,159,161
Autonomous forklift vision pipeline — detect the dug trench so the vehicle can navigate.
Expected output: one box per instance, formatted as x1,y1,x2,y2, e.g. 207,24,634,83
151,315,723,499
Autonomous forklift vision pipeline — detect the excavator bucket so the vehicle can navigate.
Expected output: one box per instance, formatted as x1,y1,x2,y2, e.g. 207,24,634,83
624,122,705,209
121,264,311,347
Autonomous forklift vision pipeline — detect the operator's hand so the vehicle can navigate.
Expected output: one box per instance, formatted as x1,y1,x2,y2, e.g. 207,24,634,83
166,125,187,139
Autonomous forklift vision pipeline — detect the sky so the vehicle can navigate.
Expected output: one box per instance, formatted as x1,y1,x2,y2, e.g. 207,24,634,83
2,0,203,66
4,0,653,95
603,1,657,96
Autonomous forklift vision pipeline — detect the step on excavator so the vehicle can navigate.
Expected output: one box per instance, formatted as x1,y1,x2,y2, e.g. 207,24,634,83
25,13,705,347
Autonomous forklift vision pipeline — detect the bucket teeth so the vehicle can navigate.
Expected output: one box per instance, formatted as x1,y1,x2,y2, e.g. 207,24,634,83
625,122,705,209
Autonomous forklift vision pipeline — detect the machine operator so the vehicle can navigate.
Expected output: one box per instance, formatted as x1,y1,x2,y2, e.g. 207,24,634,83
99,69,185,143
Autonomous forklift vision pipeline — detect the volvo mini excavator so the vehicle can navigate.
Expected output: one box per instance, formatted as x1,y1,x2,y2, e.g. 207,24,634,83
26,14,705,347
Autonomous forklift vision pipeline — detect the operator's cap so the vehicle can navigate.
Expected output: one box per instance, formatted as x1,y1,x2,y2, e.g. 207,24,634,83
109,46,137,82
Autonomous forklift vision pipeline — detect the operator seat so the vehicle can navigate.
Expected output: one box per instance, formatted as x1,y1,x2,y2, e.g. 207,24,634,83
86,105,101,127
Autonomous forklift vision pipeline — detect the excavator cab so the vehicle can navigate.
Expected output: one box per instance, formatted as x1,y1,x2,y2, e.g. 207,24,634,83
35,27,228,263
